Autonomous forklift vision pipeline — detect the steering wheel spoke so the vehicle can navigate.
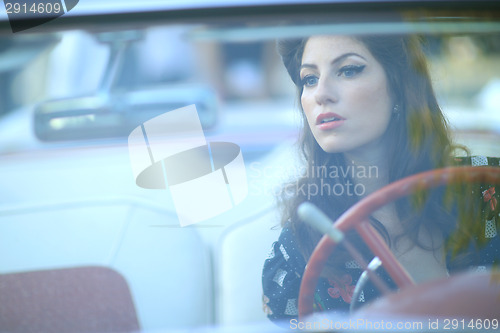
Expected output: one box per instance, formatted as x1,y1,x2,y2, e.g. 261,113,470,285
356,221,415,289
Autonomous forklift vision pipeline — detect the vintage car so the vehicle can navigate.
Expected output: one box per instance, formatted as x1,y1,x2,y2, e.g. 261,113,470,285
0,0,499,332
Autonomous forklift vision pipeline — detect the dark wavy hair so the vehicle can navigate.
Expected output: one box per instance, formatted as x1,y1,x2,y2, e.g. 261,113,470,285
277,35,463,275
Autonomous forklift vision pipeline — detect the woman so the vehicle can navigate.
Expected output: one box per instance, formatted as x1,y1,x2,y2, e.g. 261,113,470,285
262,34,499,323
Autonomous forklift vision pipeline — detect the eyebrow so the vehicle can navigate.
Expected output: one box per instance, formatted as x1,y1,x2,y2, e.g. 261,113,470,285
300,52,367,71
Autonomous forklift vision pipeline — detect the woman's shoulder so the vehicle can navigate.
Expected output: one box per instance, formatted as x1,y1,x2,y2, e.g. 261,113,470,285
261,222,307,322
453,155,500,167
450,155,499,267
264,222,307,272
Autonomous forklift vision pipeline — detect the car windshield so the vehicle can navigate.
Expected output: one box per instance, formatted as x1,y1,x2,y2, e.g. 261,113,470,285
0,1,499,332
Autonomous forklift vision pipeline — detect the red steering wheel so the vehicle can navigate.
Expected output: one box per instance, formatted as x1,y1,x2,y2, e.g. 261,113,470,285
297,166,500,319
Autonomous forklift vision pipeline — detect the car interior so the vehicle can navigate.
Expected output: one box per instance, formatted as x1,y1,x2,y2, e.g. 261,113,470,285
0,1,499,332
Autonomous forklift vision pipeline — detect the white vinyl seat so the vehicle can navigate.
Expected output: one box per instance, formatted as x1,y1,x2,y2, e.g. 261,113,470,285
0,198,212,331
216,206,281,325
215,143,298,325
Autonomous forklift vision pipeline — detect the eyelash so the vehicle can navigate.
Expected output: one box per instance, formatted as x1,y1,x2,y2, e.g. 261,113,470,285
338,65,366,78
300,75,318,88
300,65,366,87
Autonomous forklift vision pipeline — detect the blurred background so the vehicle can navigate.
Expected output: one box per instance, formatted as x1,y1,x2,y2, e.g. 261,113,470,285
0,1,499,331
1,25,500,156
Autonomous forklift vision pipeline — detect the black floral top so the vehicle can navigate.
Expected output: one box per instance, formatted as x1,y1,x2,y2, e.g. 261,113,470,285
262,156,500,323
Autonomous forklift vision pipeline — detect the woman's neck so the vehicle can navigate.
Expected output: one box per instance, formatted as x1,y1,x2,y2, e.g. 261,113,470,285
343,141,390,197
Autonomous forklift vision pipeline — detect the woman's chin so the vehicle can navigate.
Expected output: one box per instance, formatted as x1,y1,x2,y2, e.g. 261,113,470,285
318,141,354,154
319,145,346,154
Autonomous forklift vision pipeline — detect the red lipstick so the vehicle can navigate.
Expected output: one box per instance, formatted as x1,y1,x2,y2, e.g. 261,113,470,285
316,112,346,130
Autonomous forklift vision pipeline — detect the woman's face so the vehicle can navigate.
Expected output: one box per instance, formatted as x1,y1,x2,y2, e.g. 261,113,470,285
300,35,393,155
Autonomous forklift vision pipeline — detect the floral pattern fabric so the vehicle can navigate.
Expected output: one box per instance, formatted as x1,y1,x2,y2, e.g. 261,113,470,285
261,225,394,324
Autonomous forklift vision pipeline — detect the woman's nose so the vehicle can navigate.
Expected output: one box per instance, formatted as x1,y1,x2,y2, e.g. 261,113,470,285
314,77,338,105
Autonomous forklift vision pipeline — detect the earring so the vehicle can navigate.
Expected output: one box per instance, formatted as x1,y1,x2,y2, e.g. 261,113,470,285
393,104,400,120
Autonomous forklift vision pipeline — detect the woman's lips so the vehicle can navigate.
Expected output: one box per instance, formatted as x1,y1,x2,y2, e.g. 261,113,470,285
316,112,346,130
317,119,345,130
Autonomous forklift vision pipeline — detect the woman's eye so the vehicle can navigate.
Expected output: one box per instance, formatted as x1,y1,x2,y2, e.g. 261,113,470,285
338,65,365,78
301,75,318,87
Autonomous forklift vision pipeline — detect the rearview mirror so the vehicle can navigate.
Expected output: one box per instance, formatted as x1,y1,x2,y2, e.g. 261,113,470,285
34,85,218,141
